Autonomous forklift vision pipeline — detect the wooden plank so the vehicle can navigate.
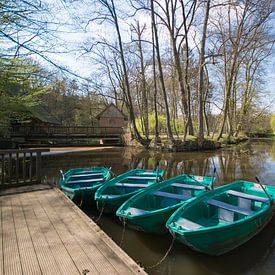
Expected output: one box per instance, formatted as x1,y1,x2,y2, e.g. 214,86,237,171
153,191,191,201
39,190,119,274
24,192,80,275
18,194,62,275
126,207,149,215
43,189,144,274
176,218,202,230
1,196,23,274
171,183,205,190
114,183,148,188
127,176,157,180
0,185,146,275
207,199,254,216
11,196,42,275
29,191,100,275
67,178,104,184
69,173,103,178
227,190,269,202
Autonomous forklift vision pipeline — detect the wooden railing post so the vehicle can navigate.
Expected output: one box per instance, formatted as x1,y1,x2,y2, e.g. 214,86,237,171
36,151,42,183
0,149,48,188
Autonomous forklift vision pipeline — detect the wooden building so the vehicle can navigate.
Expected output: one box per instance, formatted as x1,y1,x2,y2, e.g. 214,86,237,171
96,103,128,128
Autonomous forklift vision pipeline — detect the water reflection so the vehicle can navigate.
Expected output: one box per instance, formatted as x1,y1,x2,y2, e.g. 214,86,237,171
42,140,275,275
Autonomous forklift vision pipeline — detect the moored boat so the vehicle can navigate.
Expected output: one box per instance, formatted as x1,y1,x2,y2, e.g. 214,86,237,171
94,168,165,213
59,167,113,204
166,180,275,256
116,174,215,234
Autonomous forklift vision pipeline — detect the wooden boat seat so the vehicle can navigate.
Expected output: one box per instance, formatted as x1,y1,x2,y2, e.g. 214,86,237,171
67,178,104,184
153,191,191,201
175,218,202,230
171,183,205,190
227,190,269,202
69,173,103,178
114,183,148,188
127,176,157,180
126,207,149,215
207,199,254,216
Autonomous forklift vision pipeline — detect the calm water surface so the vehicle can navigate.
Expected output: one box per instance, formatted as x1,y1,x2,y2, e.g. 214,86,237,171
42,139,275,275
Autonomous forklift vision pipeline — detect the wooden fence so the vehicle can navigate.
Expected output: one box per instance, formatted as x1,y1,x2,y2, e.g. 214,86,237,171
0,149,49,188
10,125,124,137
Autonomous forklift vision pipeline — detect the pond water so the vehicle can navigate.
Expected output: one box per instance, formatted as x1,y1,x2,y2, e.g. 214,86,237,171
42,139,275,275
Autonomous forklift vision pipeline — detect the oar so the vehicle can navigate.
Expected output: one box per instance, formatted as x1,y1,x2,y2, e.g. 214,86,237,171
59,170,65,181
210,167,216,190
187,174,210,190
255,176,273,203
154,160,160,183
187,167,216,191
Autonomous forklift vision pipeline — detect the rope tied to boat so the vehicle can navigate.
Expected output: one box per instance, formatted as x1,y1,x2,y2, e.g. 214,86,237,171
119,219,126,247
95,203,105,223
146,233,176,269
78,191,84,207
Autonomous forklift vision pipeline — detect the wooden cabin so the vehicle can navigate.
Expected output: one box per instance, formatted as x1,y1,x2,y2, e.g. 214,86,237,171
96,103,128,128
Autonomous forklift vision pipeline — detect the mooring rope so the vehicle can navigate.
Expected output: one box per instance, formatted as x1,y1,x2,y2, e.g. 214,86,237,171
119,219,126,247
146,234,176,269
95,203,105,223
78,191,84,207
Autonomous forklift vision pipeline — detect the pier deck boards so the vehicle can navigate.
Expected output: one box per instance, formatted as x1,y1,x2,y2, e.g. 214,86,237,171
0,184,146,275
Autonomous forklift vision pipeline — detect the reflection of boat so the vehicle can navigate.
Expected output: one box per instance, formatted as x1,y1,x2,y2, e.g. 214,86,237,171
167,180,275,256
59,167,113,204
94,169,165,213
116,174,214,234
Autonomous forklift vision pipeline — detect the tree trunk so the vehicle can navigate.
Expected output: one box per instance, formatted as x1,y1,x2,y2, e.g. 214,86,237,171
110,0,149,147
151,0,174,144
197,0,210,147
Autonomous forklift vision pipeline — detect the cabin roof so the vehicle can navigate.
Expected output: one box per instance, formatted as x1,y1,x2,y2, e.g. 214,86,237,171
95,103,128,120
28,105,61,125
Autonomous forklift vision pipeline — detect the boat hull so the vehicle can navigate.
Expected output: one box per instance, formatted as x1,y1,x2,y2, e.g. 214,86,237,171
172,208,272,256
95,169,165,214
167,180,275,255
59,167,112,205
117,174,214,234
119,207,179,234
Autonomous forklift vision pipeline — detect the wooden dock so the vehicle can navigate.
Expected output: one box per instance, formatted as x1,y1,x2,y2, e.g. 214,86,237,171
0,184,146,275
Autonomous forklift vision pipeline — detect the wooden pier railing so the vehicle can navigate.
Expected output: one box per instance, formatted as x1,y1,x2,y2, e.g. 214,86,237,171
0,149,49,188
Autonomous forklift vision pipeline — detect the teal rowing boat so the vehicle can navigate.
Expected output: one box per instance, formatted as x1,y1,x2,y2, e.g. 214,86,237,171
166,180,275,256
94,168,165,213
116,174,214,234
59,167,113,204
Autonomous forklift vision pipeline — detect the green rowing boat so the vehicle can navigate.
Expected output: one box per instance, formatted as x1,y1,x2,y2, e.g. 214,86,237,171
94,168,165,213
166,180,275,256
59,167,113,204
116,174,214,234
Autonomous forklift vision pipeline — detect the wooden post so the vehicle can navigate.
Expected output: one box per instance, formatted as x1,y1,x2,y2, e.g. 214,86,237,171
36,151,42,183
23,152,26,183
0,149,48,187
16,152,19,184
29,152,33,183
1,154,4,186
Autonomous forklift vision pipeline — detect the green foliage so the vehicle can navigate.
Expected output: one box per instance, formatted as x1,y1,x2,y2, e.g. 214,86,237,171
270,114,275,133
0,57,50,129
135,112,184,135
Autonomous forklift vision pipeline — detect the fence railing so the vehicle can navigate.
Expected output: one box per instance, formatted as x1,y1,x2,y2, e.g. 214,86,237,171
0,149,49,188
10,125,124,136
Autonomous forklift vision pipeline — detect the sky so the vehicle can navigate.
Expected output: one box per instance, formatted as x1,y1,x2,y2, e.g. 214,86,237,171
42,0,275,113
